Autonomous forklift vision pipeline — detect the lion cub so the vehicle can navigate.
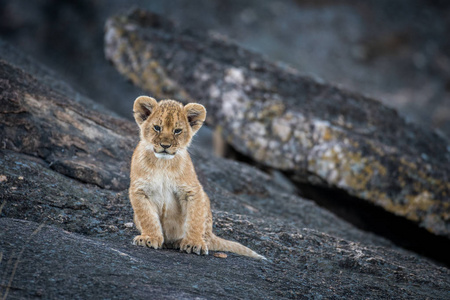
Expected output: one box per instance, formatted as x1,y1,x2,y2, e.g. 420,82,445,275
129,96,265,259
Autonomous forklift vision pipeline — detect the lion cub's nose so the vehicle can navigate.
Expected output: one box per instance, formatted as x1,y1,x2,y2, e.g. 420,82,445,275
160,143,171,149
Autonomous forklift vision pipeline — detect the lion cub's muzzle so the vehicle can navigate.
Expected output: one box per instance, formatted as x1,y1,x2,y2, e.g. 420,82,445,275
153,143,176,159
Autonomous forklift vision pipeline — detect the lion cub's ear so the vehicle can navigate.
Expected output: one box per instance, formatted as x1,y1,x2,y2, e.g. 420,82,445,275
184,103,206,134
133,96,158,126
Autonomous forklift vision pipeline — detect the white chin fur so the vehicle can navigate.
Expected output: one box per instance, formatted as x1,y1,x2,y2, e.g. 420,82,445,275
154,152,175,160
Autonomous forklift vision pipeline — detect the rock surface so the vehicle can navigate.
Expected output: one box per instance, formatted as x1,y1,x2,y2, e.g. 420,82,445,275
3,217,450,300
1,40,450,299
0,44,135,190
104,9,450,238
1,150,450,299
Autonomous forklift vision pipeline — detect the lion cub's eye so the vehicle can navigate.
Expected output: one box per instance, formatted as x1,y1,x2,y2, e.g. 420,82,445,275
153,125,161,132
174,129,182,135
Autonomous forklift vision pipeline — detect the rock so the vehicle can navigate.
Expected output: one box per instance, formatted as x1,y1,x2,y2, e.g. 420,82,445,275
104,9,450,238
1,40,449,299
1,147,449,298
2,218,449,299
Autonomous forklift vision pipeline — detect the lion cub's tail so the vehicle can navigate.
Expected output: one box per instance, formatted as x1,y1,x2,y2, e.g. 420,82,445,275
208,235,266,260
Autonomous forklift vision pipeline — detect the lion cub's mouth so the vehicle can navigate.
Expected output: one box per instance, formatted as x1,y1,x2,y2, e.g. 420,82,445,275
154,149,175,159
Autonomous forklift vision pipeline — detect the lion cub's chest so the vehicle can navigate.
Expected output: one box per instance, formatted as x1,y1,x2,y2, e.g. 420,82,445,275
141,170,176,208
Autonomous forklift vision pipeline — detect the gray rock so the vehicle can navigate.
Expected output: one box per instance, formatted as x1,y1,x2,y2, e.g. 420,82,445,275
1,149,449,299
1,39,449,299
2,217,450,299
104,9,450,238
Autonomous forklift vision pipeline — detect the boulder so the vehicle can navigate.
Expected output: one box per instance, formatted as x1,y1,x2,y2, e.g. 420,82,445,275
104,9,450,238
1,39,450,299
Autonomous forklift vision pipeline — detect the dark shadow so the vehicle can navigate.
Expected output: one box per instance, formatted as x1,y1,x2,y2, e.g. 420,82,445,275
295,181,450,268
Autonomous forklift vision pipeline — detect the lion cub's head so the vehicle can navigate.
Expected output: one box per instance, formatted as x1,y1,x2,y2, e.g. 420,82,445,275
133,96,206,159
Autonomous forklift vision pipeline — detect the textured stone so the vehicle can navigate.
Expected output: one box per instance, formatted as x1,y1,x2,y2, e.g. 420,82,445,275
0,47,135,190
1,39,450,299
2,217,450,300
104,9,450,238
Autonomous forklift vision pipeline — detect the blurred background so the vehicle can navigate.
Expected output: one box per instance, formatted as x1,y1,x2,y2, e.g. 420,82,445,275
1,0,449,139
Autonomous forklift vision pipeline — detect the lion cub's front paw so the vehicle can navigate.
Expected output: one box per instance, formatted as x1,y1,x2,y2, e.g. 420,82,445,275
133,234,164,249
180,237,208,255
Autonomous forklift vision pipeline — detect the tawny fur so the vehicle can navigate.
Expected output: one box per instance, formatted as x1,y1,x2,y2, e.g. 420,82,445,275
129,96,265,260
